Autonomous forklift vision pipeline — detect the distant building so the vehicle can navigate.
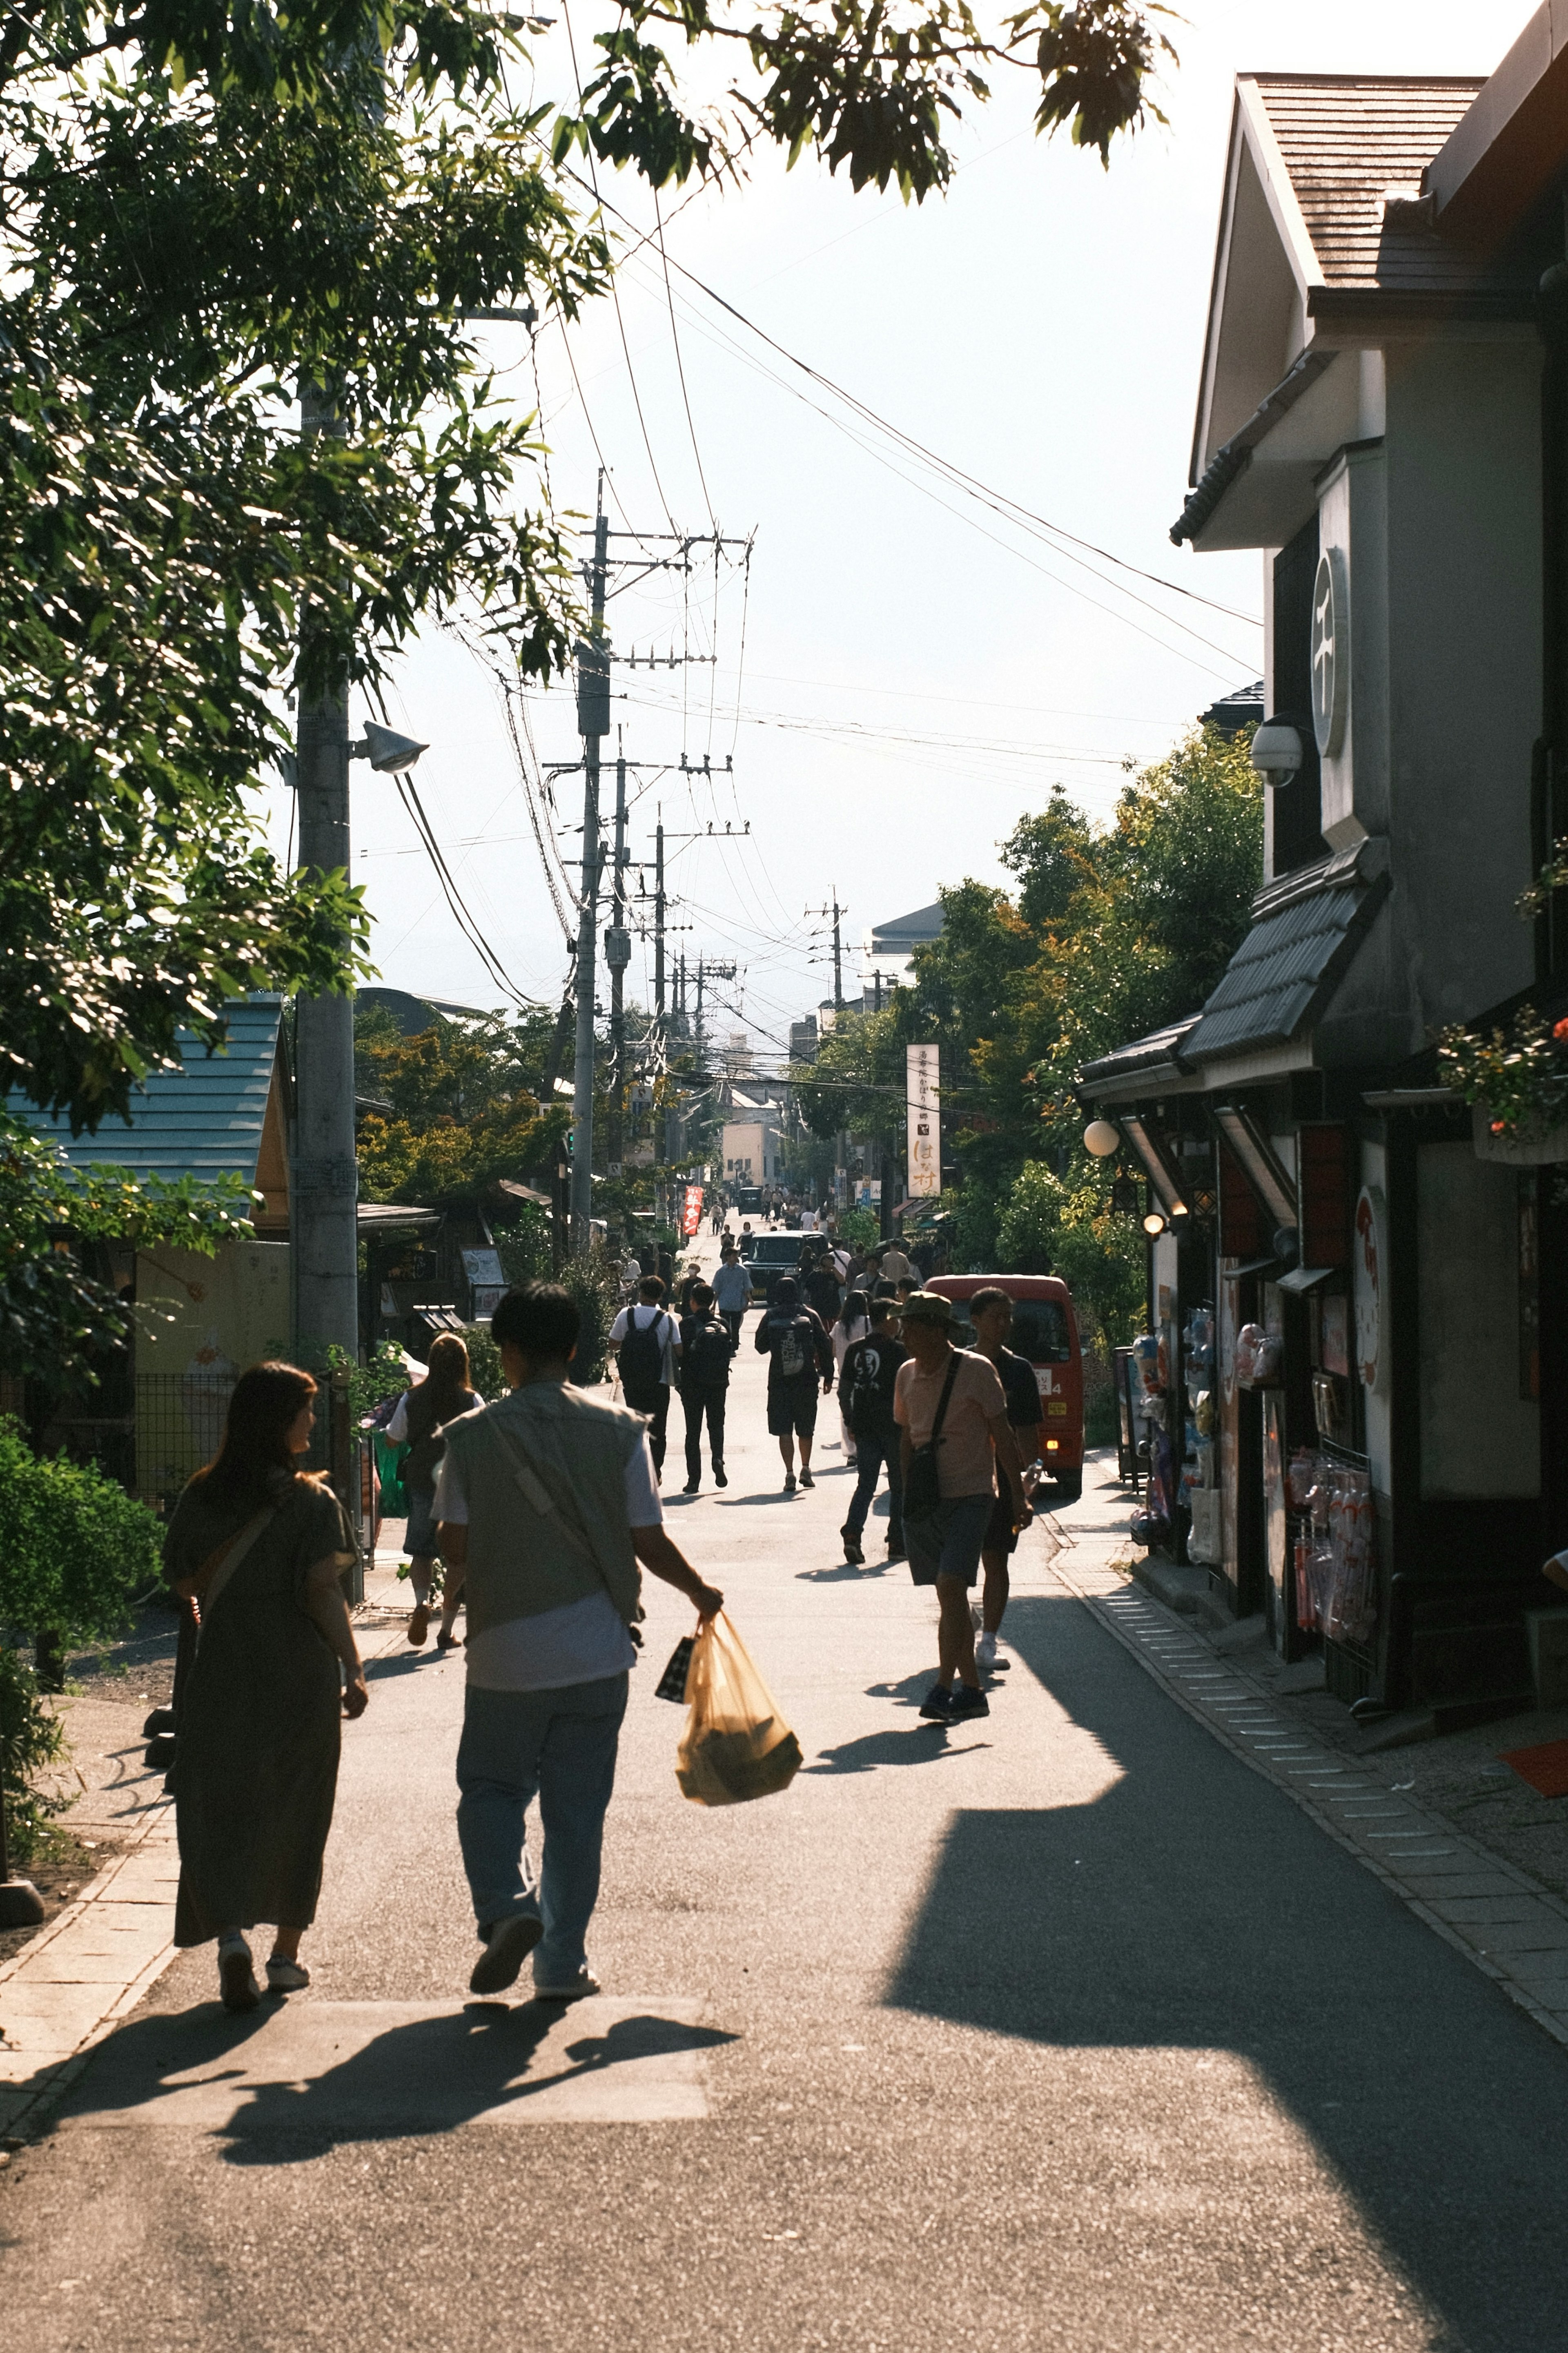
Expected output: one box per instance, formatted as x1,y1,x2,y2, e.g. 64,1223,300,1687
789,1015,819,1063
357,986,494,1035
860,901,944,1000
1199,680,1265,739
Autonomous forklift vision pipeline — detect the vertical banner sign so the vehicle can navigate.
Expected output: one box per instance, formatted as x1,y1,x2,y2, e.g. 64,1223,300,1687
906,1043,941,1198
682,1183,704,1238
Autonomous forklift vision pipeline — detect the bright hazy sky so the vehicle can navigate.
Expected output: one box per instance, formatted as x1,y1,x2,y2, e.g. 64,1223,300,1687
287,0,1536,1061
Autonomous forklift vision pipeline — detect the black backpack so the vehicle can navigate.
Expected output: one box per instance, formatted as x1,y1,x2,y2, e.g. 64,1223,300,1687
683,1316,733,1388
773,1311,815,1381
620,1307,670,1392
843,1342,893,1439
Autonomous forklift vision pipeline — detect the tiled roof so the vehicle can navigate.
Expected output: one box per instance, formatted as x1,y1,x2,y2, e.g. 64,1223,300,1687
1184,845,1389,1066
11,998,283,1187
1251,75,1489,294
1079,1017,1200,1090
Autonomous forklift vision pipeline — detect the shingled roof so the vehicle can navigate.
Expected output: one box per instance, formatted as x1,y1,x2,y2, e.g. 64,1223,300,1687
1251,76,1487,294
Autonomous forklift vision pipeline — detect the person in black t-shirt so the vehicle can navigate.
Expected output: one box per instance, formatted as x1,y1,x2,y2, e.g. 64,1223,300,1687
677,1281,734,1494
753,1276,834,1492
967,1287,1045,1673
837,1299,908,1564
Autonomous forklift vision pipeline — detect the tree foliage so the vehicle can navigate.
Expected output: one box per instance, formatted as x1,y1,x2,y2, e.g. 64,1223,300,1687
354,1006,567,1205
0,1416,163,1644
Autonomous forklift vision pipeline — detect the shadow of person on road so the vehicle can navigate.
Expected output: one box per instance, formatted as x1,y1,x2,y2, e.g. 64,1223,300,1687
803,1727,990,1773
55,2001,737,2163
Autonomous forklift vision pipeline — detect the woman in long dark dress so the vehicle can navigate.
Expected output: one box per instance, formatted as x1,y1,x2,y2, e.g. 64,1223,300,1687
382,1333,479,1648
164,1363,369,2013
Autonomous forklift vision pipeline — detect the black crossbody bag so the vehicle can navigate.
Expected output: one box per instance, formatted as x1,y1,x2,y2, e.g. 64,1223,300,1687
902,1356,960,1526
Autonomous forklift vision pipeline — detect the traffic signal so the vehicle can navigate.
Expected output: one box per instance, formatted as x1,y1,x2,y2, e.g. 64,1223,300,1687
565,1127,575,1158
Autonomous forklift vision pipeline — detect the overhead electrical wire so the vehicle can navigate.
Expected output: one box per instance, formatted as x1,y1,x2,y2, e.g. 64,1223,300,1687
655,185,717,531
394,772,544,1011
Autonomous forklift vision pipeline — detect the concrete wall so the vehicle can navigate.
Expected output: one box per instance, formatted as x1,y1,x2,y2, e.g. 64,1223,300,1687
1417,1142,1539,1500
1383,338,1542,1044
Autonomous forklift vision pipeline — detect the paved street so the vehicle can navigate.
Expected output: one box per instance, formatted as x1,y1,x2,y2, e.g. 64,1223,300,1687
7,1331,1568,2351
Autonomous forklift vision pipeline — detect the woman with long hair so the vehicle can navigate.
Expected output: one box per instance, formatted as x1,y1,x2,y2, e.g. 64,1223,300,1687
833,1287,873,1466
163,1362,368,2014
385,1333,479,1647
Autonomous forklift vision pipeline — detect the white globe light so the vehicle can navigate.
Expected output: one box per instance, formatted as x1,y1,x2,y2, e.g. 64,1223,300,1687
1083,1118,1120,1158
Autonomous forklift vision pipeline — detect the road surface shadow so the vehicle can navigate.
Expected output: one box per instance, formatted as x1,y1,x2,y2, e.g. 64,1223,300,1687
803,1728,989,1774
884,1590,1568,2353
56,2002,737,2161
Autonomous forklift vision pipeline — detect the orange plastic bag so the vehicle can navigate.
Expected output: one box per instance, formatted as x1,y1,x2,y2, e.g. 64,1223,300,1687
675,1611,803,1807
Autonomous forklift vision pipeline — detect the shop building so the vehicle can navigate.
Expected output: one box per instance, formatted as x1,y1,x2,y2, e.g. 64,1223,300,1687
1082,20,1568,1715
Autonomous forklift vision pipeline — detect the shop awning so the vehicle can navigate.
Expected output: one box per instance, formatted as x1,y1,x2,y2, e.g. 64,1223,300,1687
1185,839,1390,1068
1277,1263,1339,1295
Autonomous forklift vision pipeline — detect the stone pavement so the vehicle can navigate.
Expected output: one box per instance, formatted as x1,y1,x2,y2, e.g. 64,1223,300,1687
9,1298,1568,2346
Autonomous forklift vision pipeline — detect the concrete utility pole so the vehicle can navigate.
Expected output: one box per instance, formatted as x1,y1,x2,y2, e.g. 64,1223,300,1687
571,477,610,1253
806,890,848,1010
292,380,360,1366
605,747,630,1169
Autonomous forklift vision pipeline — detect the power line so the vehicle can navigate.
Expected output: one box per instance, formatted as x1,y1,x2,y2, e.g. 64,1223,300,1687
569,165,1262,637
655,185,716,532
395,772,544,1011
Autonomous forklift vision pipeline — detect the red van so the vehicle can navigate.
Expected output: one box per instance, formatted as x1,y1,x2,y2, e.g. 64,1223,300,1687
924,1274,1085,1501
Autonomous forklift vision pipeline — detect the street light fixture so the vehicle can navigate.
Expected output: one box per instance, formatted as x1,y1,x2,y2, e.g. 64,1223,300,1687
352,721,428,774
1083,1117,1120,1158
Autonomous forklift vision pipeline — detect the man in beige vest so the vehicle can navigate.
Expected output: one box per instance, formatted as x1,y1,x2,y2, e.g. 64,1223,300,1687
437,1282,722,1999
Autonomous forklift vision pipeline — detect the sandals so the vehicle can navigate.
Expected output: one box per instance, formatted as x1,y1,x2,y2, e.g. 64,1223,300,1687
407,1601,431,1646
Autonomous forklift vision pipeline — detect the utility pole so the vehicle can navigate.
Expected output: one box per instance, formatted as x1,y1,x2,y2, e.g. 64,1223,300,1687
806,889,848,1011
605,745,630,1169
571,475,610,1254
293,380,359,1369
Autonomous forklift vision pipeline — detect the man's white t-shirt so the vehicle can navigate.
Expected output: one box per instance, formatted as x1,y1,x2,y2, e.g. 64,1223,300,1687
608,1303,679,1385
433,1428,661,1692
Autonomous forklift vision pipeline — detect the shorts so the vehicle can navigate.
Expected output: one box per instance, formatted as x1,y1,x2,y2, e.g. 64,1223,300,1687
405,1485,439,1557
984,1471,1018,1557
767,1376,820,1439
905,1492,993,1588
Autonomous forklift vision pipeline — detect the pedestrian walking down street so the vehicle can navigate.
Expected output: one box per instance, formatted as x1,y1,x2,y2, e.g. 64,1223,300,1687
710,1245,752,1348
436,1284,723,2000
677,1281,734,1492
162,1363,368,2013
804,1244,844,1329
609,1277,681,1481
838,1298,907,1566
385,1334,480,1650
879,1239,912,1287
966,1287,1047,1677
754,1274,834,1492
676,1261,705,1318
893,1293,1033,1724
831,1287,872,1465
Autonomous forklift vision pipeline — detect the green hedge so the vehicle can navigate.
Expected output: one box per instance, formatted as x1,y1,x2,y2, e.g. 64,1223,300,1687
0,1418,163,1646
0,1645,65,1862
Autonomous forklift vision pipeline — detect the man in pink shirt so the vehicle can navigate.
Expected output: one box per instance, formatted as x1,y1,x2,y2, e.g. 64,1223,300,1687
894,1293,1033,1724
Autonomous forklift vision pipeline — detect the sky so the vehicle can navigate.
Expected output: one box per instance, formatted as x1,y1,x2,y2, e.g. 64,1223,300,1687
285,0,1537,1066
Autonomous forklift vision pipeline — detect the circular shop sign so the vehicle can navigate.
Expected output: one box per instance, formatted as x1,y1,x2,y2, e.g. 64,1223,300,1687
1311,546,1350,758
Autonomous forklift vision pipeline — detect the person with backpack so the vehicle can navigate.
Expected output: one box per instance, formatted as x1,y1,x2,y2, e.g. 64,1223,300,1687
804,1247,844,1329
608,1277,680,1481
753,1274,834,1493
893,1291,1033,1724
677,1280,733,1494
831,1286,872,1466
967,1286,1047,1678
385,1334,481,1648
838,1298,907,1565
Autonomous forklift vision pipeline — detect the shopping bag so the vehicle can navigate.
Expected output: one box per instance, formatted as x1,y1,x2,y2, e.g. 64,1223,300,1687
675,1611,803,1807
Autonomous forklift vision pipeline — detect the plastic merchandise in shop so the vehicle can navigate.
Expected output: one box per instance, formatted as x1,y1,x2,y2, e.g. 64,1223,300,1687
1234,1322,1283,1386
1182,1307,1221,1567
1286,1448,1378,1647
1127,1331,1176,1550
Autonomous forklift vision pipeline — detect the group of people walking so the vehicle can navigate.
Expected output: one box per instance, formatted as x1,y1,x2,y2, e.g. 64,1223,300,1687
158,1218,1047,2019
160,1284,722,2016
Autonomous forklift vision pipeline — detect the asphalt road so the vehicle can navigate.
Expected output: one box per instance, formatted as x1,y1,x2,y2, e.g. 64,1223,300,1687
8,1321,1568,2351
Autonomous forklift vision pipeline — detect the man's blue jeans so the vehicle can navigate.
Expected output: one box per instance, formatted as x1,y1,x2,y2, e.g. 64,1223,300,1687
456,1674,628,1985
844,1429,904,1550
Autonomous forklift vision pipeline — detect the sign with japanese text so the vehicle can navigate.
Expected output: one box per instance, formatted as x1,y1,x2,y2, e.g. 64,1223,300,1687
681,1183,704,1238
906,1044,941,1198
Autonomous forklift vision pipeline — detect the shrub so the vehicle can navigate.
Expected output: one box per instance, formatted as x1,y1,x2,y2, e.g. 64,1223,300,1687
0,1644,65,1864
0,1418,162,1648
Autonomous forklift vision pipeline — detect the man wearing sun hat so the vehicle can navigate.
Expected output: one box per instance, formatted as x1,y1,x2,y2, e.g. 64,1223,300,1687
893,1291,1033,1724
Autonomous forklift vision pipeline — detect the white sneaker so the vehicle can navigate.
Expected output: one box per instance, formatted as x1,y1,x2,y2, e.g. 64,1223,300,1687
975,1632,998,1672
266,1956,311,1993
534,1967,600,2002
